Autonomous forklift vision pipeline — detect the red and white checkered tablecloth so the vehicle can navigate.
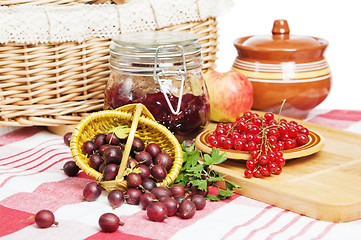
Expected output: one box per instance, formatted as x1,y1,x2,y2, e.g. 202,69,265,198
1,109,361,240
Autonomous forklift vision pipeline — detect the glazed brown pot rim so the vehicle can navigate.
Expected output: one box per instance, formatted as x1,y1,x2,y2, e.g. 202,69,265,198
234,35,329,52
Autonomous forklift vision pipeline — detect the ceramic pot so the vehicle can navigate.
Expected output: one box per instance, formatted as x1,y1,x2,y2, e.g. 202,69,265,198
233,19,331,119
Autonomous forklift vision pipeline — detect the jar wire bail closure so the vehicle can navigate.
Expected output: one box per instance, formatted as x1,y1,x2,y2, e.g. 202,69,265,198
153,44,187,115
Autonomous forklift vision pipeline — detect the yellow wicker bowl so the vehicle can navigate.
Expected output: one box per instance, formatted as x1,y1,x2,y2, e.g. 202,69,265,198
70,104,183,192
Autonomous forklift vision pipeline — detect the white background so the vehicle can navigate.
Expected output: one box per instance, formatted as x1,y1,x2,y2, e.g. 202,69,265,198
215,0,361,111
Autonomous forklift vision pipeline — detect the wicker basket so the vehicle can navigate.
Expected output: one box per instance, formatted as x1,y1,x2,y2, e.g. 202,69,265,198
70,103,183,192
0,0,219,127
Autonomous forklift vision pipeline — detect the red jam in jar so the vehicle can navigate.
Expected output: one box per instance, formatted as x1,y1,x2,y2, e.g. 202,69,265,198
105,31,210,141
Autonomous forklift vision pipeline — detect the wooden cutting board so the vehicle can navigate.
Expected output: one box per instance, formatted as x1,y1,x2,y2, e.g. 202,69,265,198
198,120,361,223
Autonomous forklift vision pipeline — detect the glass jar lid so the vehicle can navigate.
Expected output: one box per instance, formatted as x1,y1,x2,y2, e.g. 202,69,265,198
109,31,203,73
110,31,201,59
111,31,200,51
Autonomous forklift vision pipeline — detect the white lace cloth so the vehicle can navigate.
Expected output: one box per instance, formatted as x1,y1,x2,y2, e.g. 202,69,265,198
0,0,234,44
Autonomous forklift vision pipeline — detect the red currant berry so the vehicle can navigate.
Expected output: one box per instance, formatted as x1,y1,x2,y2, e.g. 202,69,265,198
250,150,259,159
268,135,278,145
249,126,261,135
284,139,297,150
236,121,246,131
253,169,262,178
209,139,220,148
259,154,269,166
215,128,226,136
270,144,279,153
234,139,246,151
240,133,247,141
296,125,303,132
217,135,227,147
273,167,282,175
261,167,270,177
237,116,247,122
264,112,274,121
251,113,259,118
244,143,249,151
296,134,308,146
268,162,278,174
252,118,263,127
207,134,217,143
244,123,254,134
275,151,283,158
268,128,280,139
289,120,298,126
277,142,284,150
243,111,253,119
231,132,242,141
244,169,253,178
299,127,309,135
246,159,257,170
278,126,288,136
276,157,286,167
288,128,298,138
248,141,258,151
223,138,234,150
268,152,276,162
281,133,290,141
225,123,233,131
216,123,225,130
246,134,255,143
269,119,278,126
254,134,263,144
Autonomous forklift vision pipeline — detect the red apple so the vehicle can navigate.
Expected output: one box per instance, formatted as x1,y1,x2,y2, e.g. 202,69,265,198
204,70,253,122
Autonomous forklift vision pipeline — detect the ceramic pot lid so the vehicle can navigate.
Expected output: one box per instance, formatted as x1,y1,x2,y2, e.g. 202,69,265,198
233,19,328,62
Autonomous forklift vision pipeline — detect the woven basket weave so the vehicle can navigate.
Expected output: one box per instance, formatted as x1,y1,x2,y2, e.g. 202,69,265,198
0,0,218,127
70,103,183,192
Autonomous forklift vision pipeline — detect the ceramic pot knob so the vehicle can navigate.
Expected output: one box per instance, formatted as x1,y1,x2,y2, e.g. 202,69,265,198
272,19,290,35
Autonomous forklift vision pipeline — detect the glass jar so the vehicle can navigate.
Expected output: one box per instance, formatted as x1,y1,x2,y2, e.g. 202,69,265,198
104,31,210,141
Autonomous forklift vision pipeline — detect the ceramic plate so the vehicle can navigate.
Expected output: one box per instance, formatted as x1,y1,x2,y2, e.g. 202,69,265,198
194,128,325,161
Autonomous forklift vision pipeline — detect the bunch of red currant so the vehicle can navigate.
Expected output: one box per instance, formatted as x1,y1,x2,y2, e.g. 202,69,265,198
207,111,310,178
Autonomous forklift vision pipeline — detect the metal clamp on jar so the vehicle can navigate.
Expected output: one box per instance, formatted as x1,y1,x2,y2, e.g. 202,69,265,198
105,31,210,141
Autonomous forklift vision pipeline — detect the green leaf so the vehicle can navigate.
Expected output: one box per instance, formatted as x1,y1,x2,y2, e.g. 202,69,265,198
207,176,224,182
174,173,190,187
218,189,234,197
181,141,187,150
210,147,228,165
225,179,241,190
108,125,131,139
189,179,208,191
181,142,195,153
203,153,213,166
205,194,227,201
185,165,203,179
174,172,184,183
183,150,200,170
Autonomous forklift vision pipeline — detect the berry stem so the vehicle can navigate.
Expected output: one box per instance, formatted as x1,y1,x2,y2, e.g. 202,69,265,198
277,99,287,125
